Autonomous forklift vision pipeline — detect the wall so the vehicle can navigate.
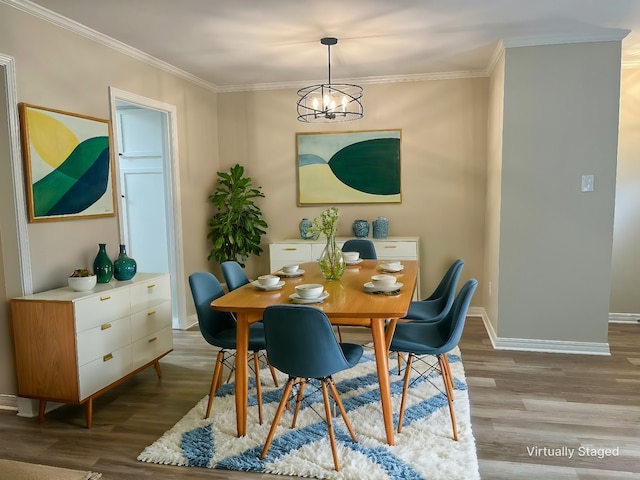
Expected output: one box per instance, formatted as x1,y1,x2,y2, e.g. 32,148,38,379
497,41,621,344
0,3,219,397
217,79,489,299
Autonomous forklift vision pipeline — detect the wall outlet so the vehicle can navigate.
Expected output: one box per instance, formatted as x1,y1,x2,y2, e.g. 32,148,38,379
581,174,594,192
488,281,492,296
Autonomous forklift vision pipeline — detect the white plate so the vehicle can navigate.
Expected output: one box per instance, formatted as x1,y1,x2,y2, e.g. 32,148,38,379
345,258,364,265
275,269,305,277
252,280,285,291
289,291,329,304
379,264,404,273
363,282,403,293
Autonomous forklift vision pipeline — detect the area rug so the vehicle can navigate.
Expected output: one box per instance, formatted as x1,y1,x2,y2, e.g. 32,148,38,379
0,459,102,480
138,345,480,480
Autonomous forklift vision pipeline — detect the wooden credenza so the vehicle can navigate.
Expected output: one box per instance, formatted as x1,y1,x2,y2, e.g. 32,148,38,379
11,273,173,428
269,237,421,298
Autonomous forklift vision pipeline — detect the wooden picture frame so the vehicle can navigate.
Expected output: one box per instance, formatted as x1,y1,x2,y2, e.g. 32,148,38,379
18,103,116,222
296,129,401,205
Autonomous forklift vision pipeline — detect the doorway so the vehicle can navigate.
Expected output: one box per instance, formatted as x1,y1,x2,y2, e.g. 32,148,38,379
108,88,187,329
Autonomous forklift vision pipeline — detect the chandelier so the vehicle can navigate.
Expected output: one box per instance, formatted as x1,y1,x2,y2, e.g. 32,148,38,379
296,37,363,123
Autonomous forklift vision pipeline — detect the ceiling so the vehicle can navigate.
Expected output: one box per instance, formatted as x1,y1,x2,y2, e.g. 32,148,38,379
16,0,640,91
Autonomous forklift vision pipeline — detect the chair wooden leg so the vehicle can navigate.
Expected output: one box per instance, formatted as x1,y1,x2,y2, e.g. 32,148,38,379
260,378,295,460
291,380,306,428
397,352,404,374
335,326,343,343
327,378,357,443
206,350,225,419
268,363,279,388
397,353,413,433
442,353,454,400
253,352,263,425
321,379,340,471
438,354,458,441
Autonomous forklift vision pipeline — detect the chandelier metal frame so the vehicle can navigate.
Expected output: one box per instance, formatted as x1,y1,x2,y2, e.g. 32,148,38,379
296,37,363,123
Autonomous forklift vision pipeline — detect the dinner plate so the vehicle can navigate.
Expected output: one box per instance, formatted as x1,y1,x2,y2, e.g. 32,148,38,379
379,264,404,273
289,291,329,304
274,269,305,277
251,280,286,291
345,258,364,265
363,282,403,293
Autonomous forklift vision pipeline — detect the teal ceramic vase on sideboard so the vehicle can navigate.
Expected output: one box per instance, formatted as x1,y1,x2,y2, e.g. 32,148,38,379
93,243,113,283
113,244,137,281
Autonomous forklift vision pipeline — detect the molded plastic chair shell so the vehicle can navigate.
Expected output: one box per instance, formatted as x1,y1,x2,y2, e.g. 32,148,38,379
259,304,363,471
221,261,250,292
341,239,377,260
403,259,464,323
390,278,478,440
188,272,269,421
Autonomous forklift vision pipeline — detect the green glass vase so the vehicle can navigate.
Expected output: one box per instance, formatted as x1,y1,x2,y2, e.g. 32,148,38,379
318,232,345,280
93,243,113,283
113,244,137,281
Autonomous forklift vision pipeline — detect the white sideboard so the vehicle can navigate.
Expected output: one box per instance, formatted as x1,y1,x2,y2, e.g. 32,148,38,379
269,237,420,298
11,273,173,428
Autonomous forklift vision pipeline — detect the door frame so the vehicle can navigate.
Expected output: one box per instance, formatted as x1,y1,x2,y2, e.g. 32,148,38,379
108,87,187,330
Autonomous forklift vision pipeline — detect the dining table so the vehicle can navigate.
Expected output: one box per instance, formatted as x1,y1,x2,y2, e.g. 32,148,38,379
210,258,419,446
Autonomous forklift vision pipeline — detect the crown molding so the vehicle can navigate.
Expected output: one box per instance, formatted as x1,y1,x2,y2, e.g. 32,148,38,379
3,0,219,92
502,29,630,49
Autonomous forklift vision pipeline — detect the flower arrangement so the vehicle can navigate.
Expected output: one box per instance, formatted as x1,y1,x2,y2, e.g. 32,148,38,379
308,206,340,238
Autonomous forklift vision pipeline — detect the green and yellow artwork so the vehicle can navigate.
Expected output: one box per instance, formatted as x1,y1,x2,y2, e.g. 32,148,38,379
297,129,401,204
19,104,115,222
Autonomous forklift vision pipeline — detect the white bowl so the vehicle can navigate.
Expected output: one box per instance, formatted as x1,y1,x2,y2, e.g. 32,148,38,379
295,283,324,299
68,275,97,292
282,264,299,274
380,261,401,270
342,251,360,262
258,274,280,287
371,274,397,288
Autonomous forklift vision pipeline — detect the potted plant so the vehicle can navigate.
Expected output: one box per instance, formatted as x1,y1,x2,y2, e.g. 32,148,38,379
207,164,268,267
68,268,97,291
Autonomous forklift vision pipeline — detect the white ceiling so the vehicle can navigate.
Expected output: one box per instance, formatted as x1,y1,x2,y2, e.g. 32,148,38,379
15,0,640,91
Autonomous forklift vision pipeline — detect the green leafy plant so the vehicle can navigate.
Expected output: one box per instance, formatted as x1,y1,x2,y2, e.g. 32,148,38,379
207,164,268,267
69,268,94,277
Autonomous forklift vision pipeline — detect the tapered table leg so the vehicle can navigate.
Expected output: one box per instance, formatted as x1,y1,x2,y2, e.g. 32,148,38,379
371,317,395,446
234,312,249,437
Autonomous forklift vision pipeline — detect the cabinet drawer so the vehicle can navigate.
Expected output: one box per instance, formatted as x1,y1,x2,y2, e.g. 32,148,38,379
79,345,132,400
76,316,132,366
130,275,171,313
132,326,173,370
269,243,312,270
74,289,131,333
374,241,417,259
131,301,172,342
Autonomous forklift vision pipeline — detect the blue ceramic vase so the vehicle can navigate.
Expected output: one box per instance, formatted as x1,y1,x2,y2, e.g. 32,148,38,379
373,216,389,239
93,243,113,283
114,244,137,281
299,218,319,240
352,219,370,238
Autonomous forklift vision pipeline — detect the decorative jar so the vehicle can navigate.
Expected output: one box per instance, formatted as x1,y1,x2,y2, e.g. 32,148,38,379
113,244,137,281
299,218,319,240
93,243,113,283
352,219,370,238
373,216,389,239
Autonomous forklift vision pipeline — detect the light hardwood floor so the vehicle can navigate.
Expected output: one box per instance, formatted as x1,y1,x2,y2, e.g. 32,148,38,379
1,318,638,479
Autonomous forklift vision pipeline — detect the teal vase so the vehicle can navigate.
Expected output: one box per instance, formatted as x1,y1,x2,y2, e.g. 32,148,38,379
113,244,137,281
93,243,113,283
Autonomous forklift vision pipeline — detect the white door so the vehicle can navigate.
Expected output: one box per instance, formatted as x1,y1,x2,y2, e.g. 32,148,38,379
116,105,169,274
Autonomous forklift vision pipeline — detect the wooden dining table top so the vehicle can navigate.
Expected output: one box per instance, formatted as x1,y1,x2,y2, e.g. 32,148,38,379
211,259,419,322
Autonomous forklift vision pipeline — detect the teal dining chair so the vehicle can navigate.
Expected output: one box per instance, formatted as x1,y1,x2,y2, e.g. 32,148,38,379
259,304,363,471
189,272,269,423
341,239,377,259
390,278,477,440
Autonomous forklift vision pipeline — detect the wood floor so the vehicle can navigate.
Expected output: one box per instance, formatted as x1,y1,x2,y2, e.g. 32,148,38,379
1,318,638,479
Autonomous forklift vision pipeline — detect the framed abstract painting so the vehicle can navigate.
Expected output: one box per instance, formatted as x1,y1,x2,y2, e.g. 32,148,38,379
296,129,401,205
19,103,115,222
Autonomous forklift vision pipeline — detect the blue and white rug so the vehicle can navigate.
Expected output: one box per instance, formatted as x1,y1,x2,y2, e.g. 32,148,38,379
138,345,480,480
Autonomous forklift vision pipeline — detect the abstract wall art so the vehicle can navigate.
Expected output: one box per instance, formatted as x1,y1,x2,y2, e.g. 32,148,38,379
19,103,115,222
296,129,401,205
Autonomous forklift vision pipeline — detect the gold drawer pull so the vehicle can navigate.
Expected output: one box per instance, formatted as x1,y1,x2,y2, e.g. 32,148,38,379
147,310,157,316
103,353,113,362
148,337,158,343
147,284,156,289
100,295,111,301
101,323,112,330
384,245,397,248
284,247,297,251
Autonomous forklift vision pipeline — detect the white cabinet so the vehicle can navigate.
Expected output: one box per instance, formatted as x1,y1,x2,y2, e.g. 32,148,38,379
11,273,172,428
269,237,420,297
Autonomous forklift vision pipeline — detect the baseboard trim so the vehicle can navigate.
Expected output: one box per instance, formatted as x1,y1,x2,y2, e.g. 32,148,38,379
609,312,640,324
474,307,610,355
0,394,18,411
